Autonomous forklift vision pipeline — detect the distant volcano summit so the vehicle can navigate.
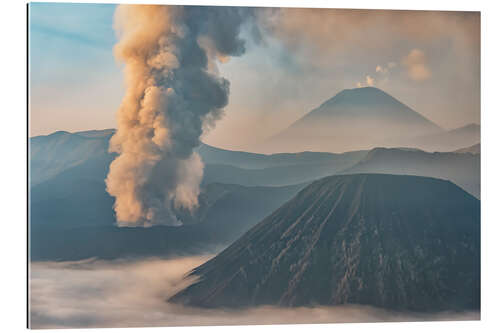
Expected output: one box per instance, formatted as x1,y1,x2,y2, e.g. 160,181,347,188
171,174,480,311
263,87,444,153
295,87,441,132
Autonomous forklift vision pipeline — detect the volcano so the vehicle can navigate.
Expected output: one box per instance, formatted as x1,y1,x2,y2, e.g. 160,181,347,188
171,174,480,311
262,87,444,153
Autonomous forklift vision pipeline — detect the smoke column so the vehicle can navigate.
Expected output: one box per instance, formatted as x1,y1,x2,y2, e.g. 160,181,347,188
106,5,253,227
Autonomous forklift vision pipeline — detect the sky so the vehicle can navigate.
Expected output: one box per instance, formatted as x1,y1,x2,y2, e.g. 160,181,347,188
29,3,480,151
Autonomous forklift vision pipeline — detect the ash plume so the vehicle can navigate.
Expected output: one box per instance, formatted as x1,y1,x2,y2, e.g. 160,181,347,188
106,5,255,226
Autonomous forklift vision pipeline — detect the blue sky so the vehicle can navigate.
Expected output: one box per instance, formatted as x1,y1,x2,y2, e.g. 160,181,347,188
29,3,123,136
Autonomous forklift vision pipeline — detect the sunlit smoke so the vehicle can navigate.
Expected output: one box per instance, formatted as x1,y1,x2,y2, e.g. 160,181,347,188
106,5,254,226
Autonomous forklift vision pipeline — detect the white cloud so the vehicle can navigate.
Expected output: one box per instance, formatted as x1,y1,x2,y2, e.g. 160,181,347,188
403,49,432,81
366,75,375,86
376,65,387,74
29,257,479,329
358,62,396,88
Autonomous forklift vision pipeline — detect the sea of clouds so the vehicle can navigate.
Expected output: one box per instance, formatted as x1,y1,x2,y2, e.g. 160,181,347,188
29,256,479,329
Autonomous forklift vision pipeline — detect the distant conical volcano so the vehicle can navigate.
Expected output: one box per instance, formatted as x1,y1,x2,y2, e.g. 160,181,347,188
171,174,480,311
294,87,441,131
262,87,444,153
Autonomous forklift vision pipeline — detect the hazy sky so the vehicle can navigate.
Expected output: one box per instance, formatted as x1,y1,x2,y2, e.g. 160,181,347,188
29,3,480,150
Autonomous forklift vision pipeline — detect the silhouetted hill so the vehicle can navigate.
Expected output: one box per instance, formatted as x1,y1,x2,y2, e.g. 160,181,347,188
198,143,366,170
454,143,480,154
341,147,480,197
202,150,365,187
29,130,113,185
171,174,480,312
407,124,480,152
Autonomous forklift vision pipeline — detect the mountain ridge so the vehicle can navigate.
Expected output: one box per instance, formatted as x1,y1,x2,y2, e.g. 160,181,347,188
341,147,480,197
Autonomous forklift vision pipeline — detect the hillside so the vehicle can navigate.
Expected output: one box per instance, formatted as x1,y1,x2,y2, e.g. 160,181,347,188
341,147,480,197
30,158,306,260
407,124,480,152
29,130,113,185
171,174,480,311
454,143,480,154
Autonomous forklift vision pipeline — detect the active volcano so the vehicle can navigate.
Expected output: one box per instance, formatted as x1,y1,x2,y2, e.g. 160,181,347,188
262,87,443,153
171,174,480,311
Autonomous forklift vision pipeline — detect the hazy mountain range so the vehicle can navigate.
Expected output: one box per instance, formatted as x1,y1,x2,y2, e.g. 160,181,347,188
30,128,479,196
31,181,304,261
30,131,316,260
30,131,479,260
171,174,480,311
29,129,364,187
29,131,367,260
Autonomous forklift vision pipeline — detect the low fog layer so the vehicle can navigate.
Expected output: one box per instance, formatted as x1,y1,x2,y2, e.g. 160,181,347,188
30,256,479,329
